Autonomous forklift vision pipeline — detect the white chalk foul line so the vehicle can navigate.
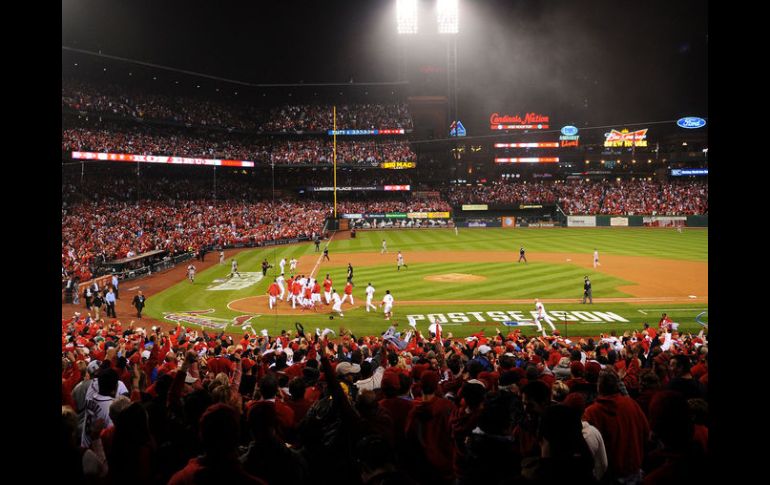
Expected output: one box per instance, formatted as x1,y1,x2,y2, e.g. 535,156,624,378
310,231,336,280
638,310,648,315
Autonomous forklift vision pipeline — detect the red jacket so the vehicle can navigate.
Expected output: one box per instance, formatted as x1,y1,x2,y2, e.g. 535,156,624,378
405,397,455,479
168,457,267,485
584,393,650,479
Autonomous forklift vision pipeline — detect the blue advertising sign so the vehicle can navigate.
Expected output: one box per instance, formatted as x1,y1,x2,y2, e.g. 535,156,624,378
561,125,579,136
676,117,707,129
671,168,708,176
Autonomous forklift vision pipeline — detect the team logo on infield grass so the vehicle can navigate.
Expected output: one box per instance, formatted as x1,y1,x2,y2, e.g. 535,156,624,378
206,272,263,291
163,309,259,330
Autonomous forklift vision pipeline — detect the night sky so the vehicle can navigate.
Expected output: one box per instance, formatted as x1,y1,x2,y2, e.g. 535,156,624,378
62,0,707,131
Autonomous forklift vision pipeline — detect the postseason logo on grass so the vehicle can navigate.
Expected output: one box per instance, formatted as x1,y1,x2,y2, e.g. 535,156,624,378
406,309,630,326
163,310,260,330
206,272,264,291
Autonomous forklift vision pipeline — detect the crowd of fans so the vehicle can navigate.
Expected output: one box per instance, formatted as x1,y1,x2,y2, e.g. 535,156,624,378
61,200,327,281
63,81,414,133
443,180,708,216
63,80,264,131
600,180,708,216
337,198,451,215
62,125,271,162
262,103,413,132
62,125,415,166
62,314,708,484
270,139,415,165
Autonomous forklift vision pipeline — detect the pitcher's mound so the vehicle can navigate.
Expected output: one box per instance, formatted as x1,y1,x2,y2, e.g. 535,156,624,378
424,273,487,283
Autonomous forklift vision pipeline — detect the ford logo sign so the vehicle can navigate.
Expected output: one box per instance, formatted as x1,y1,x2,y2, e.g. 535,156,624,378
561,125,578,136
677,117,706,129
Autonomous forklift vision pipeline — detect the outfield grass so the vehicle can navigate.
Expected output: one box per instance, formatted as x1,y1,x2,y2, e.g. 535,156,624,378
144,228,707,337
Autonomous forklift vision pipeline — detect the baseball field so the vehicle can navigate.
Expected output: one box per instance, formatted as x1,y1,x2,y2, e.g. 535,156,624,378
139,227,708,338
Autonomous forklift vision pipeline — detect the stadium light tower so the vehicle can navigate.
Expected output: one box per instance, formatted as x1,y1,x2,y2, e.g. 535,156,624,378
437,0,459,34
397,0,418,34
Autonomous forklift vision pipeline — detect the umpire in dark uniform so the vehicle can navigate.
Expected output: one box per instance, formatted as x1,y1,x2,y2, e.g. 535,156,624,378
132,291,147,318
347,262,354,286
582,276,593,304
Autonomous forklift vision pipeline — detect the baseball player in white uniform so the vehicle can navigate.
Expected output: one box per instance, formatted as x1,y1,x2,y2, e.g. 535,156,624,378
187,264,196,283
534,298,556,335
365,283,377,312
276,273,286,300
219,251,225,265
290,257,298,272
331,290,344,317
230,259,241,278
381,290,394,320
381,239,387,254
397,251,407,271
593,249,600,268
279,258,286,275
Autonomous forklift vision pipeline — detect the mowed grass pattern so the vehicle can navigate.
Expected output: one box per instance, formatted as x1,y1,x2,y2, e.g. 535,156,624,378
324,262,634,301
144,227,707,337
330,227,707,261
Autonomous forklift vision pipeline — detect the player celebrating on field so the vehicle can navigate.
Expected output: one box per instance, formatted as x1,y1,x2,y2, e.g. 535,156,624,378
534,298,555,335
187,264,196,283
397,251,408,271
267,279,280,309
381,290,394,320
365,282,377,312
230,259,241,278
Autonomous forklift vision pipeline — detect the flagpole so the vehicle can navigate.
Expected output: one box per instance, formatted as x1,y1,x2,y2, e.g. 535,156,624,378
333,106,337,219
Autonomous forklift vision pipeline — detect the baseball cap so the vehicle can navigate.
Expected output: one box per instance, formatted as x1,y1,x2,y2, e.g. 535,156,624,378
478,345,492,355
335,361,361,376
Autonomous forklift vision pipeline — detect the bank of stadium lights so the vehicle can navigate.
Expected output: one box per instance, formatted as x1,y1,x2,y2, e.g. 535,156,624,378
397,0,418,34
437,0,459,34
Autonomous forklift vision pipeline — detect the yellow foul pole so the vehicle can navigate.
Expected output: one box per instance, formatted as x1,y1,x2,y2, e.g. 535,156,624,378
333,105,337,218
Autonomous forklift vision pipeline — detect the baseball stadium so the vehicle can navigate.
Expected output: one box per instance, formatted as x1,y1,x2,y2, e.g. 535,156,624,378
61,1,709,484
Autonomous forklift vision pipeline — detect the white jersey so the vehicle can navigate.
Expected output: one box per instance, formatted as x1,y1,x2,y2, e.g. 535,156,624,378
332,293,342,304
188,265,195,274
231,261,238,271
290,258,298,269
397,253,404,263
276,275,285,286
536,302,546,318
594,251,599,261
383,294,394,306
280,258,286,269
382,241,387,250
366,285,375,299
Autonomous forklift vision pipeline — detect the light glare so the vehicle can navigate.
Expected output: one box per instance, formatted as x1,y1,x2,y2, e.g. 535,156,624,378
397,0,418,34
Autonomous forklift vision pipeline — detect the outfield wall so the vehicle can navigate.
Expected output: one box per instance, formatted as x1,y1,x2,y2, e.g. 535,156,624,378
566,215,708,227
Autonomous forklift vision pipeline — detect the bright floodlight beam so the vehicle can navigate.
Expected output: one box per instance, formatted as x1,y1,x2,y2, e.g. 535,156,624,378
437,0,459,34
397,0,418,34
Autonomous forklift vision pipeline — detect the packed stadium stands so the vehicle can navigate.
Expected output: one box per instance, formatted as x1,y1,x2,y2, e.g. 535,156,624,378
62,314,708,484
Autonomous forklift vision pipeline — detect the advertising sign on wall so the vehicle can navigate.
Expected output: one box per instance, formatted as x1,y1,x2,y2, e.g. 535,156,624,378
676,117,707,129
380,161,416,169
72,151,255,168
567,216,597,227
610,217,629,227
462,204,489,211
495,157,559,163
490,112,550,130
643,216,687,228
604,129,648,147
